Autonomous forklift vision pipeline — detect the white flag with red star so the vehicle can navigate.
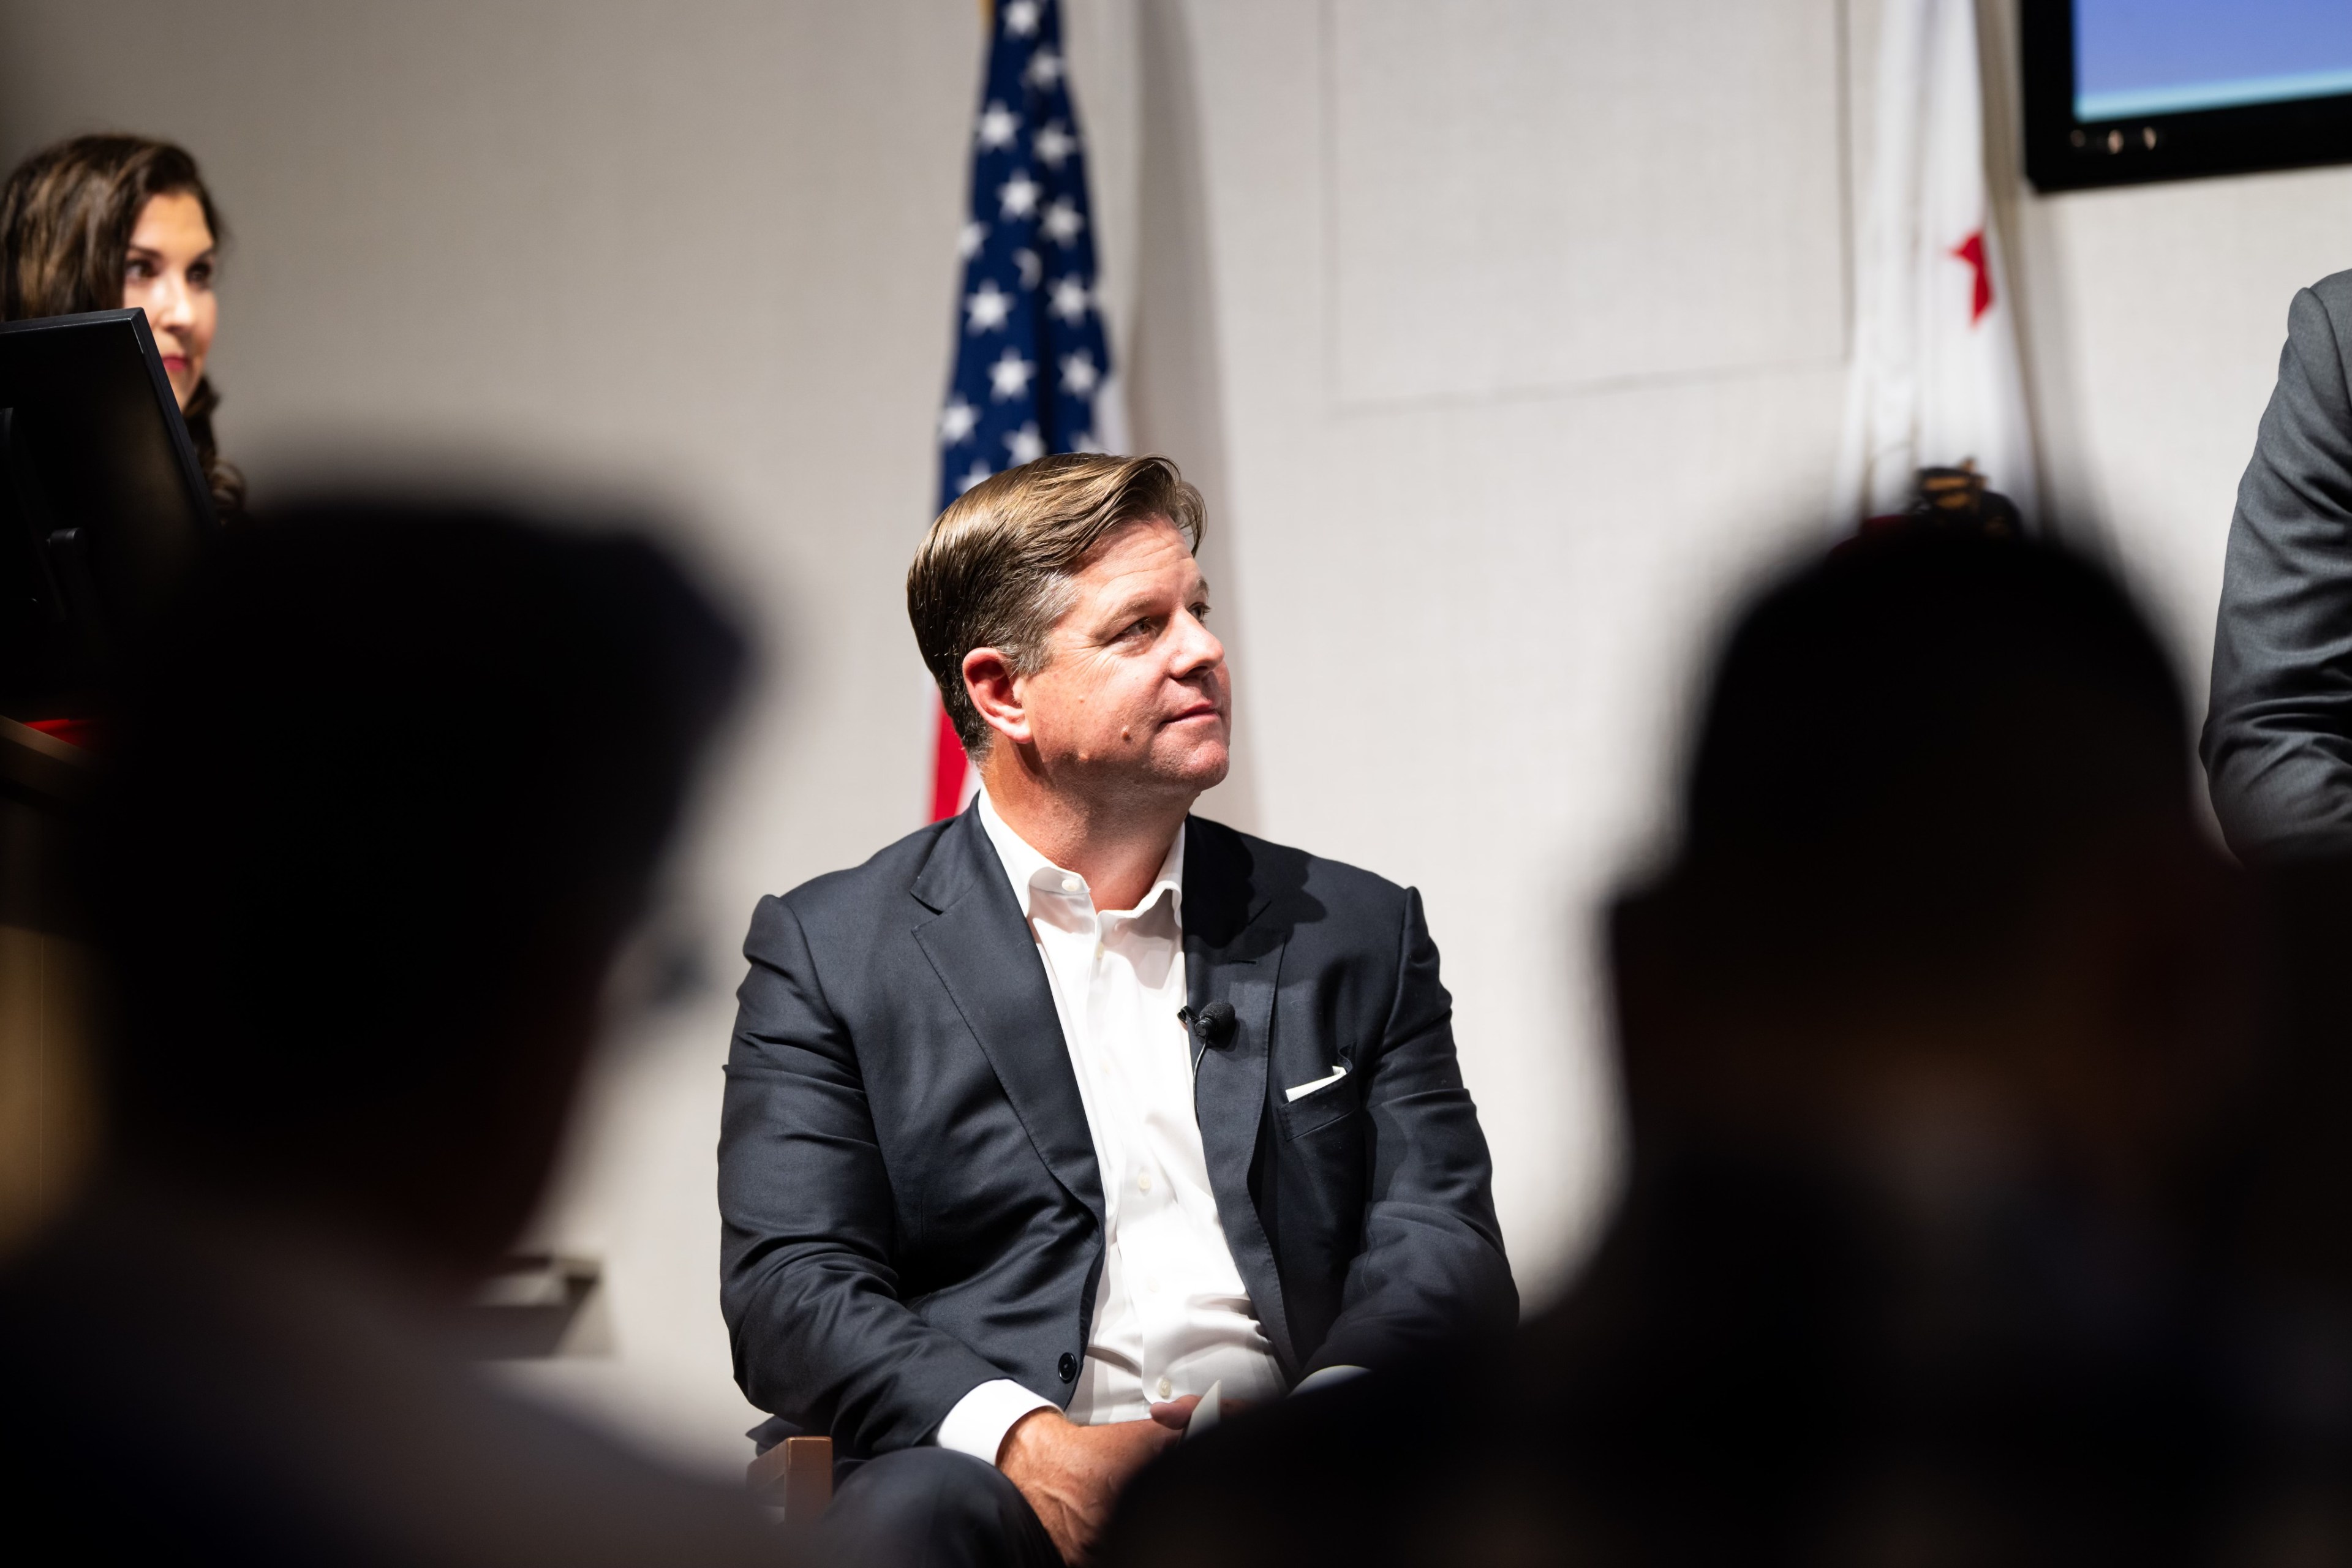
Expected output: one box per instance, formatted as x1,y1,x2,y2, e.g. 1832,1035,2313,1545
1832,0,2038,526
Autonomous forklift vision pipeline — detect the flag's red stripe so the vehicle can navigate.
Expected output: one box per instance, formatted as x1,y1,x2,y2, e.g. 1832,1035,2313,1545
930,703,970,821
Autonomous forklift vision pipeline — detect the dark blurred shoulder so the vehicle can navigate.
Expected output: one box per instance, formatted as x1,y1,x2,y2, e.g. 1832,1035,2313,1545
0,1191,800,1568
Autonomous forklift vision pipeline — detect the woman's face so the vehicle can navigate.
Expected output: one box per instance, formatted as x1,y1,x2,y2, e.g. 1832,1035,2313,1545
122,190,217,411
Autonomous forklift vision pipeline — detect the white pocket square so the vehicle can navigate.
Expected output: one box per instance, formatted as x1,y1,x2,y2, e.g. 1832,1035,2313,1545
1283,1065,1348,1103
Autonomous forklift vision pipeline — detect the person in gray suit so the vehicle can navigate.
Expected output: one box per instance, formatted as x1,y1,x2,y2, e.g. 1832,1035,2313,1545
2205,270,2352,859
719,454,1515,1567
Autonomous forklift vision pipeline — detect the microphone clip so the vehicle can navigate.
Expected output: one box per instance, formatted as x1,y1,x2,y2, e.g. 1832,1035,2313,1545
1178,1001,1238,1067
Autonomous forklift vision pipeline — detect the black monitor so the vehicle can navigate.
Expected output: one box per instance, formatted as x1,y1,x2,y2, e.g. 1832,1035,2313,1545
0,309,217,717
2025,0,2352,192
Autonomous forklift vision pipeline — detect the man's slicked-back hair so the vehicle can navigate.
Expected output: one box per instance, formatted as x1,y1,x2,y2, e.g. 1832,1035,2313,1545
908,453,1205,756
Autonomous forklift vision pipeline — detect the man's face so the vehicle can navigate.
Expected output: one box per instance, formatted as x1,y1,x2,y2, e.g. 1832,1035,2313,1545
1011,515,1230,801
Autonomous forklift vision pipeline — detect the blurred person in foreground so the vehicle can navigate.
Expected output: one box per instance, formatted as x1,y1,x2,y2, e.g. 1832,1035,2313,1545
0,500,793,1565
720,454,1514,1567
1104,527,2313,1566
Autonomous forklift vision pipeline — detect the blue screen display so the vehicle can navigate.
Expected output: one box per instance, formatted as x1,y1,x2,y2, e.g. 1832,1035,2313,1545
2077,0,2352,121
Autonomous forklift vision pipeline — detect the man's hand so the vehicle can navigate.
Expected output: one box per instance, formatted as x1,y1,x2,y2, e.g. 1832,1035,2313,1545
1149,1393,1261,1433
1147,1395,1200,1431
998,1408,1180,1564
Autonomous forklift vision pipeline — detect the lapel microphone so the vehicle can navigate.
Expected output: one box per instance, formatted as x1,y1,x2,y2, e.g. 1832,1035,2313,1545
1178,1001,1238,1054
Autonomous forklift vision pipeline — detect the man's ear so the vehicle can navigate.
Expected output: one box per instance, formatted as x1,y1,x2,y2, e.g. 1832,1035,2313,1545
962,647,1033,747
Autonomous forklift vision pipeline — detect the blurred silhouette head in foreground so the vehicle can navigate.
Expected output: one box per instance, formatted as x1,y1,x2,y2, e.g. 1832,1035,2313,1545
0,497,793,1566
1107,527,2313,1568
95,498,743,1277
1616,524,2236,1240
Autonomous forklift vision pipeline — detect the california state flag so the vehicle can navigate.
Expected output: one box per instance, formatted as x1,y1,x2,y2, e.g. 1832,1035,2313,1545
1833,0,2038,526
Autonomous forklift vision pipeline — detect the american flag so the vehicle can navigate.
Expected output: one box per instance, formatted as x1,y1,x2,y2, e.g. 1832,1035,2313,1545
930,0,1117,820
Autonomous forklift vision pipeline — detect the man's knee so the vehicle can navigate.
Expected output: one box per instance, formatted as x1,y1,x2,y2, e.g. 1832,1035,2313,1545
824,1447,1056,1568
835,1446,1009,1520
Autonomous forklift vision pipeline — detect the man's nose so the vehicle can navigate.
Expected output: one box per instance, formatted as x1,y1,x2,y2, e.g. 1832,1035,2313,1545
1171,611,1224,676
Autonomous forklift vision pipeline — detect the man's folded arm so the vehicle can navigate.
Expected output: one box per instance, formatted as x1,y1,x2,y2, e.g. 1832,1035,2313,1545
1307,887,1517,1377
2205,281,2352,858
718,894,1020,1457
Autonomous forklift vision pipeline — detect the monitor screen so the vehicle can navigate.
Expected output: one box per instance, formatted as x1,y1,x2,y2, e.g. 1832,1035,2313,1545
2076,0,2352,121
2025,0,2352,190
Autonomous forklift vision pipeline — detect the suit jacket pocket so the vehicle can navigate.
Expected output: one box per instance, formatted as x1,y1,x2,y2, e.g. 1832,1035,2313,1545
1276,1074,1355,1141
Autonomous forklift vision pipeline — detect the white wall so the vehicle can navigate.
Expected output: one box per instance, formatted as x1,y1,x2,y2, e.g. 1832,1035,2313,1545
1144,0,1855,1317
1973,0,2352,768
4,0,2342,1479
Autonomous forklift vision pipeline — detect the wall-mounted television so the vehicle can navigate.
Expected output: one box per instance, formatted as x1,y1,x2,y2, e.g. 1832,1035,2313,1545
2024,0,2352,191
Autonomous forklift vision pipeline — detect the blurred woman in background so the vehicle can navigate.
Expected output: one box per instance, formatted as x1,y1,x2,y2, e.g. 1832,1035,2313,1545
1,134,243,516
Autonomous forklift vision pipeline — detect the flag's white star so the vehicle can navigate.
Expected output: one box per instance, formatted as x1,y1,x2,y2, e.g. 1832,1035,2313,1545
958,220,988,260
1013,247,1042,288
976,100,1020,151
1058,349,1099,396
1027,48,1065,89
988,347,1036,401
1002,0,1041,37
1040,197,1084,246
1047,276,1091,322
957,459,994,494
1034,121,1077,170
998,170,1041,220
940,396,979,445
965,279,1013,333
1067,429,1099,453
1004,422,1045,466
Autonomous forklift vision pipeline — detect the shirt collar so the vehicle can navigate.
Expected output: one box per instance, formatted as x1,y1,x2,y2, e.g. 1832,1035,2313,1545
976,788,1185,925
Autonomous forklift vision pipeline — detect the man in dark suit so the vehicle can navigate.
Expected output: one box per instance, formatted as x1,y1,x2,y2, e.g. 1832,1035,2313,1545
2206,270,2352,860
720,454,1515,1566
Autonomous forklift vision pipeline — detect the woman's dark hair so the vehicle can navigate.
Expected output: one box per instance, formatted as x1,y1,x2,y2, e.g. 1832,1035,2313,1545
1,134,244,515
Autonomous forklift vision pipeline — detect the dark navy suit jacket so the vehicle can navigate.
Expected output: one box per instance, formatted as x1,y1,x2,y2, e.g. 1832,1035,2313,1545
718,804,1515,1459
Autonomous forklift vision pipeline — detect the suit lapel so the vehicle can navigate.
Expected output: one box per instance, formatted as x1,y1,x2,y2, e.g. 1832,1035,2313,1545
1183,819,1298,1374
912,805,1104,1228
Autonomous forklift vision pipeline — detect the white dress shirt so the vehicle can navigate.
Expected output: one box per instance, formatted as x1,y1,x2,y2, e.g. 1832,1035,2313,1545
933,791,1288,1466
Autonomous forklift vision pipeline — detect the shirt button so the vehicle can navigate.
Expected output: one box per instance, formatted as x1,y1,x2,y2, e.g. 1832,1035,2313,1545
1155,1376,1173,1401
1058,1352,1078,1382
1060,874,1082,894
1137,1170,1153,1193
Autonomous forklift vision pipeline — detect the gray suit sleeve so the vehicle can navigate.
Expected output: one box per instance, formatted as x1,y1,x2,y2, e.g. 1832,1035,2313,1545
2204,273,2352,859
718,895,1011,1457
